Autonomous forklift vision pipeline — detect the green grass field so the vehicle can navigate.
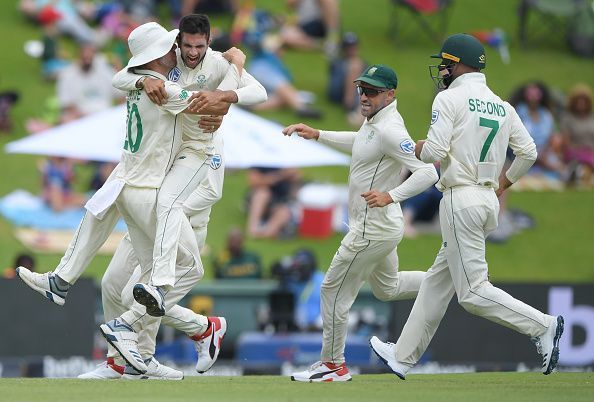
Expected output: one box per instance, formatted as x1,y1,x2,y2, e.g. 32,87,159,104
0,0,593,281
1,373,592,402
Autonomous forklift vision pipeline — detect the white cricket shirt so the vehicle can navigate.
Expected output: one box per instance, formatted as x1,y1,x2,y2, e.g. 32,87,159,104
116,70,189,188
420,73,537,190
319,100,438,240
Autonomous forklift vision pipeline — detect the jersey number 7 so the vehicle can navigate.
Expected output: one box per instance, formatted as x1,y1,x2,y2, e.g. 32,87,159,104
479,117,499,162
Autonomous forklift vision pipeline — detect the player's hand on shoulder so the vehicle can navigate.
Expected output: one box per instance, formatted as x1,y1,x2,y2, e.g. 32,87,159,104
361,190,393,208
144,77,167,106
282,123,319,140
222,47,246,69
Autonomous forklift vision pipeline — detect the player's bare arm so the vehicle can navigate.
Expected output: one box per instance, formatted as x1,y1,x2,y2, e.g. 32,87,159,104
222,47,247,77
361,190,393,208
282,123,320,140
415,140,426,160
186,90,237,114
495,174,513,197
139,77,168,106
198,115,223,133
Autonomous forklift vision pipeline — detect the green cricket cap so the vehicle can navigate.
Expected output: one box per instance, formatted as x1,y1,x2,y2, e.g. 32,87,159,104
354,64,398,89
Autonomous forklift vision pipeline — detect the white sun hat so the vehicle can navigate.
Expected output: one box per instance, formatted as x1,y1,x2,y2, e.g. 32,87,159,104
126,22,179,69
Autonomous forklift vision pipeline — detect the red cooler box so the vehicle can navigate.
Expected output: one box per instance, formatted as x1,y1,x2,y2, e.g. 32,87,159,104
297,184,337,238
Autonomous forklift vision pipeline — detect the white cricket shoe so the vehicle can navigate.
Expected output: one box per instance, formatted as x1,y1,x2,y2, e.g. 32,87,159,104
532,315,564,375
193,317,227,373
369,336,408,380
122,357,183,380
290,361,352,382
77,358,124,379
99,318,147,374
16,267,67,306
133,283,166,317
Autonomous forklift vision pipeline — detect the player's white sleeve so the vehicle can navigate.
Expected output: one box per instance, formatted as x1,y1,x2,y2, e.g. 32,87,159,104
420,93,455,163
382,131,438,203
506,106,537,183
162,83,196,115
112,68,141,92
217,64,267,105
318,130,357,153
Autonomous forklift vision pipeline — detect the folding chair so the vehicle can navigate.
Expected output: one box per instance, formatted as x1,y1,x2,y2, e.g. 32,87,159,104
388,0,454,43
518,0,587,47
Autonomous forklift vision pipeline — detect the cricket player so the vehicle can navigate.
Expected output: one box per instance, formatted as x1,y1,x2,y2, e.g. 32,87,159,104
370,33,564,379
282,64,438,382
111,14,267,318
79,134,226,380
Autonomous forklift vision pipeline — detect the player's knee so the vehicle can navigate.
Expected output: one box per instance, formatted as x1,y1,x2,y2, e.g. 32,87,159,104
371,288,393,302
457,293,481,315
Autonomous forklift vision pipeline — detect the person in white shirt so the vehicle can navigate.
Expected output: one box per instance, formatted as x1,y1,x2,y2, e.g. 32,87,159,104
78,133,226,380
282,64,438,382
369,33,564,380
111,14,267,318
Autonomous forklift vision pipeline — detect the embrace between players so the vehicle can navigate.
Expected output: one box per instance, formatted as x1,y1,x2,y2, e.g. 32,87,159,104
17,18,564,381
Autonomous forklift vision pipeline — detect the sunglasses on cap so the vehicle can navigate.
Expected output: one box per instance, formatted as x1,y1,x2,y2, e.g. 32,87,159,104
356,86,387,97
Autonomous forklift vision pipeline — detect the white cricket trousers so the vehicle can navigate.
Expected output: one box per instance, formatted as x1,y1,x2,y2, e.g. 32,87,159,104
321,230,425,364
151,150,209,288
102,234,208,359
395,186,553,367
115,185,204,335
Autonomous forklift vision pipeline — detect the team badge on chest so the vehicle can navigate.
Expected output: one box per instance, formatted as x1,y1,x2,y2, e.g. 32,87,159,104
168,67,181,82
196,74,207,88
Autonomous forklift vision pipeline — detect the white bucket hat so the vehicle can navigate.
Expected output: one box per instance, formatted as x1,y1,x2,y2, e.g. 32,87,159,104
126,22,179,69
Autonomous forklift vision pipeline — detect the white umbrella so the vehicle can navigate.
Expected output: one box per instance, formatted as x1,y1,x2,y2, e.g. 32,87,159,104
5,105,350,168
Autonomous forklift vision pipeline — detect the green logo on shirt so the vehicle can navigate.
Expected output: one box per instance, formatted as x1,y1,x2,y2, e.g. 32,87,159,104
196,74,207,88
366,130,375,144
179,90,189,100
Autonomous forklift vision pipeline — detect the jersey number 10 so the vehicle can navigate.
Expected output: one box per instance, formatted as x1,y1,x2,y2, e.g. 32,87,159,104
124,101,144,153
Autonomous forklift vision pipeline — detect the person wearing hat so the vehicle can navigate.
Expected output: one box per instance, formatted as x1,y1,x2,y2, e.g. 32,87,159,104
560,83,594,187
112,14,267,316
16,21,224,377
282,64,438,382
370,33,564,379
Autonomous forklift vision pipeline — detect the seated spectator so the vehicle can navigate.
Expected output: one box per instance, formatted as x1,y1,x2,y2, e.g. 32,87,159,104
271,249,324,331
20,0,101,44
280,0,340,57
510,82,565,178
0,91,19,133
40,156,87,211
248,34,323,119
247,167,301,239
3,253,36,279
57,43,122,123
213,228,263,279
88,162,117,192
233,8,323,118
327,32,367,127
561,83,594,188
38,5,69,80
401,184,442,239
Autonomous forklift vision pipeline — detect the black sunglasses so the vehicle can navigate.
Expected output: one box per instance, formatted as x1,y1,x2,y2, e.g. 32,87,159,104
357,86,386,97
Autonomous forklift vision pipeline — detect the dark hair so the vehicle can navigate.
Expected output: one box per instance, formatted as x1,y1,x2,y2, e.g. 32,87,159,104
179,14,211,39
508,81,552,111
14,253,35,271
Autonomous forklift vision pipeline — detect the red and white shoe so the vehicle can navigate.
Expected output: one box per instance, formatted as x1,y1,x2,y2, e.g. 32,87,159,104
77,358,124,379
192,317,227,373
291,361,352,382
